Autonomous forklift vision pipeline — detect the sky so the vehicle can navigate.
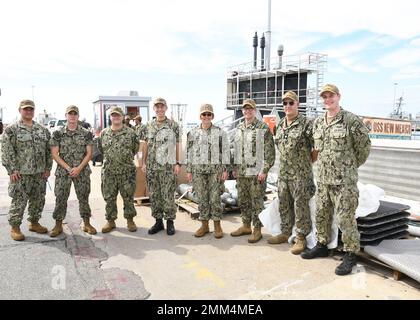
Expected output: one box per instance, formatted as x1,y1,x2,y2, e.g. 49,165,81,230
1,0,420,124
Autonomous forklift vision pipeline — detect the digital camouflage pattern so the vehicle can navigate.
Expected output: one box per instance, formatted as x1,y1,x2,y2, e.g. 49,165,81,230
143,117,180,220
233,119,275,227
146,169,177,220
98,126,139,220
98,126,139,175
315,183,360,252
313,108,371,253
136,123,147,141
313,108,371,185
186,124,229,174
275,114,314,182
102,170,137,220
141,117,180,171
2,121,52,175
275,114,315,237
50,125,93,220
278,179,314,236
2,120,52,226
233,119,275,177
186,124,228,221
236,177,266,228
7,174,47,226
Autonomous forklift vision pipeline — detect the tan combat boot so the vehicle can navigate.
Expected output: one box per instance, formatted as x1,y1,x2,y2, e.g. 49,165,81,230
83,217,97,235
291,235,307,255
194,220,209,237
230,223,252,237
248,227,262,243
11,226,25,241
29,222,48,234
267,233,290,245
50,221,63,237
127,218,137,232
214,221,223,239
102,220,116,233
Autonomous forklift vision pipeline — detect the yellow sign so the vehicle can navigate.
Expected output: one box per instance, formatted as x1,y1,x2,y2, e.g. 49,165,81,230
362,117,412,140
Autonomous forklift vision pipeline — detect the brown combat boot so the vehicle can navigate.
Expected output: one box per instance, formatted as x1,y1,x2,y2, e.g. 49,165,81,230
29,222,48,234
11,226,25,241
194,220,209,237
83,217,97,235
50,221,63,237
230,223,252,237
102,220,116,233
267,233,290,245
127,217,137,232
214,221,223,239
291,235,307,255
248,227,262,243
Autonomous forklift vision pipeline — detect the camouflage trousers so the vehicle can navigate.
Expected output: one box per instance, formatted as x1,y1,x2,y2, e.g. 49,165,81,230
147,169,177,220
52,173,91,221
7,174,47,226
278,179,315,237
101,170,137,221
193,172,223,221
316,183,360,253
237,176,266,228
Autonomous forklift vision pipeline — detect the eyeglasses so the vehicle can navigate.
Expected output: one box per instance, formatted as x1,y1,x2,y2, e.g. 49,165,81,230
201,113,213,117
283,101,295,106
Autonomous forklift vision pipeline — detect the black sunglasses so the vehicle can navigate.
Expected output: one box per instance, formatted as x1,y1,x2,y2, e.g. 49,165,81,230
283,101,295,106
201,112,213,117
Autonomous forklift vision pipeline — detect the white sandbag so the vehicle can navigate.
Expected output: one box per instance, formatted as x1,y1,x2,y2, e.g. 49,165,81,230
355,182,385,218
259,198,281,236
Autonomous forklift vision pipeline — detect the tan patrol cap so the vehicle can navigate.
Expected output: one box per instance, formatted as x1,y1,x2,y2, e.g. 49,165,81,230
199,103,214,115
153,97,167,107
320,84,340,96
110,106,124,116
133,115,142,121
282,91,299,102
19,99,35,109
66,105,79,114
242,99,256,109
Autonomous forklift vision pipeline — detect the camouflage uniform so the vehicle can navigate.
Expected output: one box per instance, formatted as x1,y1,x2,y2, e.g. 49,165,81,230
136,123,147,141
186,124,229,221
275,114,315,236
50,125,93,221
141,117,180,221
313,108,371,253
1,121,52,226
233,119,275,227
98,126,139,220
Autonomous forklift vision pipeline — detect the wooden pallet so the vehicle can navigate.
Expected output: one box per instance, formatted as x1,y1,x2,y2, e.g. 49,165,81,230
134,196,150,206
357,251,407,281
176,201,200,219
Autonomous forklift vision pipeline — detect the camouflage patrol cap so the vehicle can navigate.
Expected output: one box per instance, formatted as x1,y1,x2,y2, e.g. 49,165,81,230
19,99,35,109
242,99,256,109
133,115,142,121
320,84,340,96
199,103,214,115
282,91,299,102
110,106,124,116
66,105,79,114
153,97,167,107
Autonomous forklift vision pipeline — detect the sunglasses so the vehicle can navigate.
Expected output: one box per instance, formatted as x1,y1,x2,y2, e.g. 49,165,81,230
201,113,213,117
283,101,295,106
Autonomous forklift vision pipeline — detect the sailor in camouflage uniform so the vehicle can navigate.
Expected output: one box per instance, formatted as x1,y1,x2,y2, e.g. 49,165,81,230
301,84,371,276
140,98,181,236
230,99,275,243
186,104,229,239
1,99,52,241
267,91,316,254
98,106,139,233
49,105,96,237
